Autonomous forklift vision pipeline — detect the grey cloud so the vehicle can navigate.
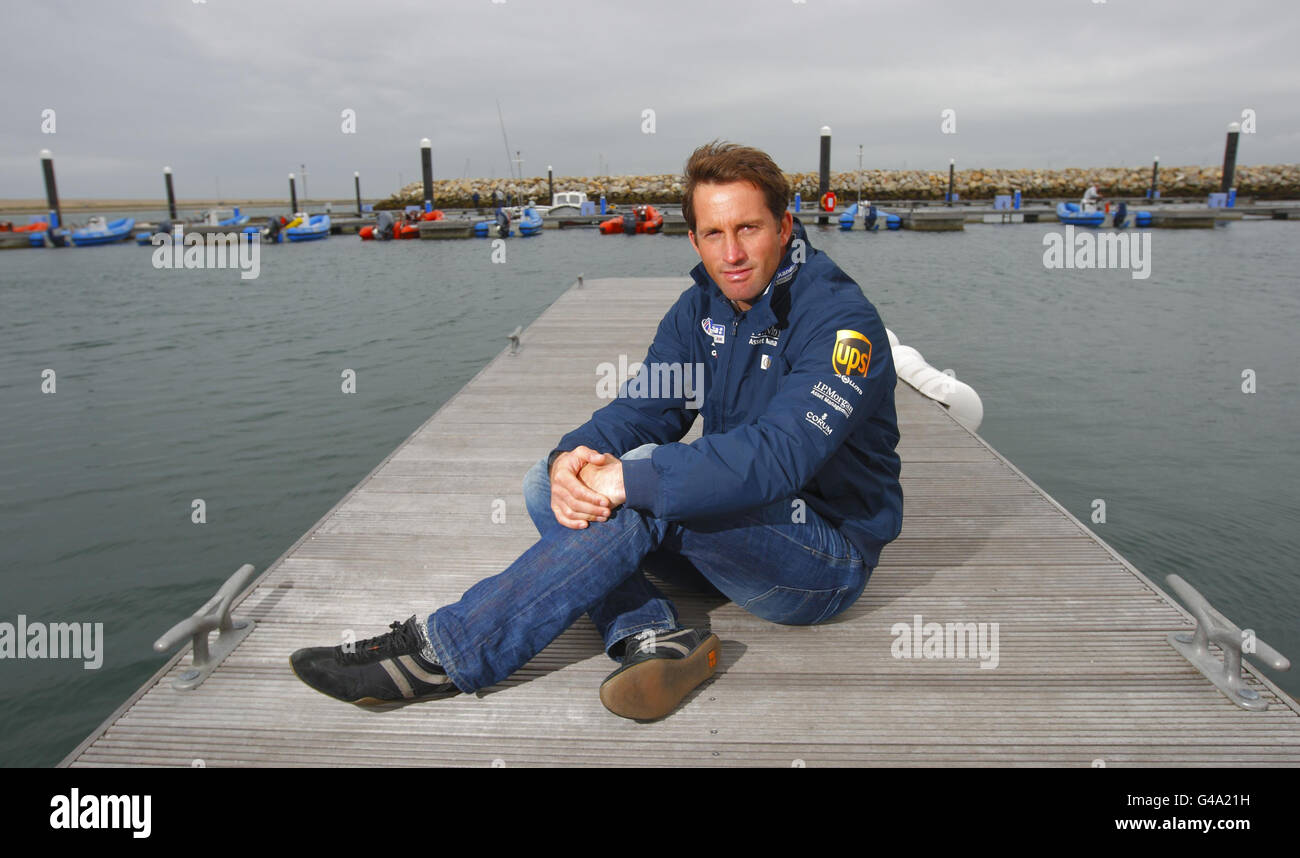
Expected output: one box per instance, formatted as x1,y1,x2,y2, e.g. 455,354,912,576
1,0,1295,200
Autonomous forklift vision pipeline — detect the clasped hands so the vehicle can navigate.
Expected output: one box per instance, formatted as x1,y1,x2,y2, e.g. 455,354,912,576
548,445,627,529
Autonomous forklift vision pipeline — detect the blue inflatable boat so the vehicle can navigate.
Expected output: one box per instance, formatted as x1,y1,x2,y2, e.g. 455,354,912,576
285,214,330,242
474,208,513,238
838,202,901,231
214,208,249,227
517,206,543,236
1058,201,1151,228
1110,202,1152,228
70,216,135,246
1056,202,1105,227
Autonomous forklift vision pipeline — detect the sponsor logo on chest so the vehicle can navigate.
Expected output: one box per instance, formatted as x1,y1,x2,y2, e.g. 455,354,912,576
701,317,726,345
749,324,780,347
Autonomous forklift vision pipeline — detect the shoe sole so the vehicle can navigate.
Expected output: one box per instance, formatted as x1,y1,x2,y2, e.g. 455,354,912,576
599,633,721,721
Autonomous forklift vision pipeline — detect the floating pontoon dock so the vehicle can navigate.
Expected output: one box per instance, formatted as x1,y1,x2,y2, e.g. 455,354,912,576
62,277,1300,767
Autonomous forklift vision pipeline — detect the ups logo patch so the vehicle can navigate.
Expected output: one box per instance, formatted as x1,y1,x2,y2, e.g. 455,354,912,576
832,330,872,376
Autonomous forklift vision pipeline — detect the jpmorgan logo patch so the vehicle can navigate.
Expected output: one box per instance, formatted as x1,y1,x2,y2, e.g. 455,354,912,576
811,380,853,418
832,330,872,376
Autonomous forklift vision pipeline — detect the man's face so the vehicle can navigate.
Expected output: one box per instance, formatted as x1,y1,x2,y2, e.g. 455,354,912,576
688,181,793,311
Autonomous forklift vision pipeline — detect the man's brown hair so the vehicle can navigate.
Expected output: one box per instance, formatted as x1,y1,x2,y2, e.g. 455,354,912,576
681,140,791,234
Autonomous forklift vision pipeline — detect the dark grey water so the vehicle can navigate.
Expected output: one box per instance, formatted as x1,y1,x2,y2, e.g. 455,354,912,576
2,218,1297,766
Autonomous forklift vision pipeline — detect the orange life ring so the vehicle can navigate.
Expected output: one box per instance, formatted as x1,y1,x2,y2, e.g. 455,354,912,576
821,191,836,212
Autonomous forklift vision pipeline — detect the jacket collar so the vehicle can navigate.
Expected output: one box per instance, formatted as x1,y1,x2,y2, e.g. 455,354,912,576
689,216,810,330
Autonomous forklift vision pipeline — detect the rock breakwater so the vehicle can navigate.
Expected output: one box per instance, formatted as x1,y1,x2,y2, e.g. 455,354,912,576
378,163,1299,209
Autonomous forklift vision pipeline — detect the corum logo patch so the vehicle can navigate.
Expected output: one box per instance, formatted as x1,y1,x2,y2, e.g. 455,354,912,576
832,330,872,376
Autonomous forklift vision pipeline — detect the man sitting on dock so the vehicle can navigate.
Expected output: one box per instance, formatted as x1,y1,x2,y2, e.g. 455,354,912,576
291,141,904,720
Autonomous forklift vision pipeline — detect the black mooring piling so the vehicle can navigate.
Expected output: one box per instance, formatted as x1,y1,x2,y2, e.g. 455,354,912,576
1221,122,1241,194
421,138,434,210
40,149,63,231
289,172,298,213
163,166,177,220
818,126,831,225
354,171,363,217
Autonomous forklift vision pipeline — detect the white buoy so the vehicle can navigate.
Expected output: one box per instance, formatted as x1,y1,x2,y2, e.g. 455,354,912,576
887,328,983,432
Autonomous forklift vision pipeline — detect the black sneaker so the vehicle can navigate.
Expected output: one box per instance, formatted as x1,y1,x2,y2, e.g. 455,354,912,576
289,616,459,706
599,627,720,721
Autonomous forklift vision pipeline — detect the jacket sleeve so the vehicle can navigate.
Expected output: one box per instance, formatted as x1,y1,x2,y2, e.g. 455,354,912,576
621,304,892,520
552,295,699,458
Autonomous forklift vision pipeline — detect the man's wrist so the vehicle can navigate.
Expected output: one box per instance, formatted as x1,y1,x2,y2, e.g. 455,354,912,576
547,449,568,478
611,461,627,506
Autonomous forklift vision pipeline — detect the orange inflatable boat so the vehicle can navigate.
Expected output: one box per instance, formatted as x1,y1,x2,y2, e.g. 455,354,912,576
599,204,663,235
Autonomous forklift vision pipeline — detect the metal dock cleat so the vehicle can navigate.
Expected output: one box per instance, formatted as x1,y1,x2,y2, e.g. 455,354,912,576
153,564,258,691
1165,574,1290,711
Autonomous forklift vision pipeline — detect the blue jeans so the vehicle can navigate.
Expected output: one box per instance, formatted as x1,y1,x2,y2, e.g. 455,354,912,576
425,444,870,693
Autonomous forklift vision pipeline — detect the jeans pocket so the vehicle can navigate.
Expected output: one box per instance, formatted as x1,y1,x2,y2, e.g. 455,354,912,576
742,584,850,626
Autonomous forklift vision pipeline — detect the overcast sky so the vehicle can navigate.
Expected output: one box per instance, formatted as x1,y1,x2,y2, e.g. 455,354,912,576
1,0,1296,199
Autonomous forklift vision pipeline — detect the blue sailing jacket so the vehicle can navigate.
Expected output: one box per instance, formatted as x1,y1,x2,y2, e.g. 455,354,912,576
553,217,902,567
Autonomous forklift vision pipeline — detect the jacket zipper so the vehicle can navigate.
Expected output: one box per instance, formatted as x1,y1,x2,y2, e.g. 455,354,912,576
716,307,745,432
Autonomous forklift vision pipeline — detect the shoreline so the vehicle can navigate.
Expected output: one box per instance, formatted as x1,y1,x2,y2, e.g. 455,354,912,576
0,198,352,215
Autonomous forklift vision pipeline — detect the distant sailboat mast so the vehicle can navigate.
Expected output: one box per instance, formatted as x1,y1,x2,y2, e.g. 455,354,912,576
497,99,515,181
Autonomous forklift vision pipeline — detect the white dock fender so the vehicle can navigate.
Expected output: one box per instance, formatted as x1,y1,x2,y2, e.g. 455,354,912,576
886,328,984,432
